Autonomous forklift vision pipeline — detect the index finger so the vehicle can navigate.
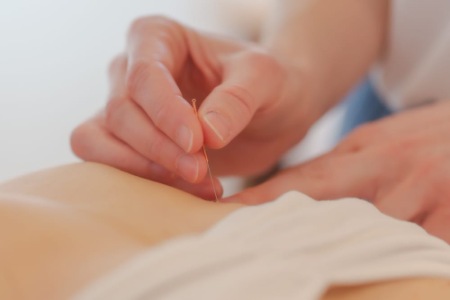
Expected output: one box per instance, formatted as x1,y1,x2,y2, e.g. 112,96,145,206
126,16,203,153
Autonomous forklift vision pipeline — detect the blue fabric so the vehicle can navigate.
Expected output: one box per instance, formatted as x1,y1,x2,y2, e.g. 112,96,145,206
340,79,391,138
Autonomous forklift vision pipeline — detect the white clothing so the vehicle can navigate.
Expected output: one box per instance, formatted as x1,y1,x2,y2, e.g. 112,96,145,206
374,0,450,110
73,192,450,300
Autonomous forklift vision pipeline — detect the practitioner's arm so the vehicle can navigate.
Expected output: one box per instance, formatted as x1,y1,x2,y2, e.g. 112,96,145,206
262,0,389,117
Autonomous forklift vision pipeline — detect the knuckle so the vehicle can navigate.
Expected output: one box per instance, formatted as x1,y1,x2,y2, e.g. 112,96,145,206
148,134,167,164
125,62,170,130
382,135,422,158
126,61,152,99
244,51,281,73
149,15,179,30
104,97,126,131
129,16,157,35
338,122,381,152
153,103,171,128
244,51,286,85
108,54,127,75
302,158,335,185
221,84,255,120
129,15,179,38
415,155,446,178
129,16,150,33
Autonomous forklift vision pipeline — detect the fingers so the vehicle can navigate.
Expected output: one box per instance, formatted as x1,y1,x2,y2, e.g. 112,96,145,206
199,51,285,148
105,99,206,182
106,52,206,183
225,152,379,205
126,16,203,154
71,115,170,181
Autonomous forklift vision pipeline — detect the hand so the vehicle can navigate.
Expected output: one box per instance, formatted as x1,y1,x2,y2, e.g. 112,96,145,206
71,16,315,198
228,101,450,242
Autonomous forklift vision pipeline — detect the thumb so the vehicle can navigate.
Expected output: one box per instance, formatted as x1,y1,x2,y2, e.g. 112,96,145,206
199,51,285,148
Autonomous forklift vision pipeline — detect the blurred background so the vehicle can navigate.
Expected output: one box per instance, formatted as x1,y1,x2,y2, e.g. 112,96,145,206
0,0,342,191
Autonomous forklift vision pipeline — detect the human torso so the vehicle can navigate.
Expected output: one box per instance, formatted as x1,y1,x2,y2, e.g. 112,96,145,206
1,163,450,300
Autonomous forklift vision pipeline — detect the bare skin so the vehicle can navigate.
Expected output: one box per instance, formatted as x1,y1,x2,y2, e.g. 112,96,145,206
0,163,241,299
1,162,450,299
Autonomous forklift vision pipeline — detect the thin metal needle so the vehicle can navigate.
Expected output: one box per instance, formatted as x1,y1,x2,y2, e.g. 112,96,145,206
192,99,220,202
204,149,220,202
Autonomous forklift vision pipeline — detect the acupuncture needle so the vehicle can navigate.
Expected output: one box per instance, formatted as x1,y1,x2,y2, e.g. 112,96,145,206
191,99,220,202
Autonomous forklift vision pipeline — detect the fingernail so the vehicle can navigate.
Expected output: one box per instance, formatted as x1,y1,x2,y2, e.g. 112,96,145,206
203,111,230,142
176,125,193,152
176,154,199,182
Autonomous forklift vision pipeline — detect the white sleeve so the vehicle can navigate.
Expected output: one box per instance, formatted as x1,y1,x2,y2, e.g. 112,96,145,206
373,0,450,110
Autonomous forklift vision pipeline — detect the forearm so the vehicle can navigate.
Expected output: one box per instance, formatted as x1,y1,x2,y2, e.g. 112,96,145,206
262,0,389,118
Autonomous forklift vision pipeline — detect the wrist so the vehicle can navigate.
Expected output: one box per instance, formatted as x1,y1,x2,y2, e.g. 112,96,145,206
275,53,326,127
